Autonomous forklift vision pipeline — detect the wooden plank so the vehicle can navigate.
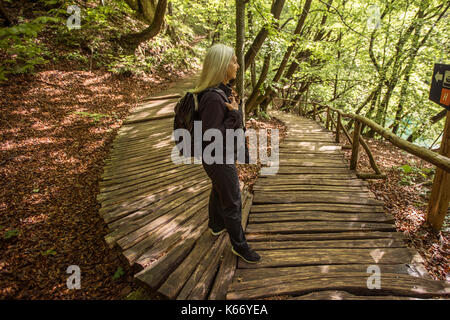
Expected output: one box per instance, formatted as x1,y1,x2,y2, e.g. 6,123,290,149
272,154,345,160
234,264,421,283
121,203,208,265
134,237,196,291
278,160,347,167
176,234,227,299
226,272,450,299
134,215,209,268
248,238,406,250
250,203,385,213
253,185,370,193
99,166,204,201
262,167,352,174
187,236,228,300
246,231,404,242
273,172,356,178
248,211,393,223
237,247,417,269
253,192,383,206
107,190,209,250
280,145,341,152
257,190,374,198
291,290,424,300
100,164,201,194
246,221,395,234
102,157,178,181
158,230,219,299
101,178,210,223
254,178,367,187
273,171,355,178
102,156,182,181
106,184,209,232
99,167,205,205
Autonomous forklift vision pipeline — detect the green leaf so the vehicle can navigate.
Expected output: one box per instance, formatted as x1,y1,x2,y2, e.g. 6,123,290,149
33,188,40,193
398,164,412,173
112,266,125,280
41,249,57,256
3,229,19,239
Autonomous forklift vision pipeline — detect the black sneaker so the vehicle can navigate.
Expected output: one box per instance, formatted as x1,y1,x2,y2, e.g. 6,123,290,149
232,246,261,263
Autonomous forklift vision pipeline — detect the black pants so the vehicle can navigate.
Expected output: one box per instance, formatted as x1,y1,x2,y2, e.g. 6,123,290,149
201,161,248,251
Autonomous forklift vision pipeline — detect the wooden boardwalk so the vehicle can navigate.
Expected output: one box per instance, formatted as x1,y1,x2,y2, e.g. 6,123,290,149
97,77,450,300
226,111,449,300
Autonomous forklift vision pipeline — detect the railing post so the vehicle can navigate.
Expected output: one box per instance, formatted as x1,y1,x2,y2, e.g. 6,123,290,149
313,104,317,121
350,120,361,171
326,107,330,130
336,112,341,143
427,110,450,231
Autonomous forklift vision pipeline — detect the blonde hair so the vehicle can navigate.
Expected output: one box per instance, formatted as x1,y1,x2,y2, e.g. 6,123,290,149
192,43,235,94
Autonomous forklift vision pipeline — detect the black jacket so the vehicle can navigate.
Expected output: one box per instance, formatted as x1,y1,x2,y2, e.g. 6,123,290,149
197,82,250,164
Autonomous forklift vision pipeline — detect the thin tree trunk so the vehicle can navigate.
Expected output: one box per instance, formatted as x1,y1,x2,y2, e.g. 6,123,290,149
248,9,257,89
272,0,312,83
0,0,13,26
236,0,246,120
120,0,167,51
244,0,285,71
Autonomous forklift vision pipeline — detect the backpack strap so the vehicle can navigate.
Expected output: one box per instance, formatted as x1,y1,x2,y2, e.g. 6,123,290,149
193,93,199,111
209,88,230,103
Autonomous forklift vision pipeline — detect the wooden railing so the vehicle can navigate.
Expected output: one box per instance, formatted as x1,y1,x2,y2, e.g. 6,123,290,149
298,102,450,231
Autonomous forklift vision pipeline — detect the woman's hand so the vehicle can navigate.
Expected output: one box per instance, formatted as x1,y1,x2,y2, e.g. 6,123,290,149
225,96,239,111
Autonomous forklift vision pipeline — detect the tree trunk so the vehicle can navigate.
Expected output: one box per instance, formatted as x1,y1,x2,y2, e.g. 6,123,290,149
246,53,271,116
120,0,167,51
272,0,312,83
236,0,246,119
248,9,257,89
248,0,332,115
0,0,13,26
244,0,285,71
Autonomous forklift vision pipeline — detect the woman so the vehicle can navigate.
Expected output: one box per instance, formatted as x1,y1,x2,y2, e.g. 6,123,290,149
192,43,260,263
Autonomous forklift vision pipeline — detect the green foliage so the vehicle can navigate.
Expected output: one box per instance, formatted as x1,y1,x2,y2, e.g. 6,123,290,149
41,249,57,256
112,266,125,281
396,163,433,186
125,287,151,300
3,229,19,240
0,14,61,80
258,110,271,120
73,111,111,123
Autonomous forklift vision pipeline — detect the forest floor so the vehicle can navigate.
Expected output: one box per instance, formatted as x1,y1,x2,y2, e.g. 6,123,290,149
0,63,191,299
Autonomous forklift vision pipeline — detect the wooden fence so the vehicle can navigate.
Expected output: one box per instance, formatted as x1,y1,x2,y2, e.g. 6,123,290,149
299,102,450,232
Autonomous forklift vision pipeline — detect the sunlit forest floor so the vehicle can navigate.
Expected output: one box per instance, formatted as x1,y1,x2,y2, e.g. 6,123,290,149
0,63,197,299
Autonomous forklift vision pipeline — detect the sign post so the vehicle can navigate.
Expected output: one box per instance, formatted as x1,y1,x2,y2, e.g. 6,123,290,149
429,63,450,111
427,63,450,231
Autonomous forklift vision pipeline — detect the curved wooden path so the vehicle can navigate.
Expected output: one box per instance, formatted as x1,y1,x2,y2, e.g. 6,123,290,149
97,77,450,300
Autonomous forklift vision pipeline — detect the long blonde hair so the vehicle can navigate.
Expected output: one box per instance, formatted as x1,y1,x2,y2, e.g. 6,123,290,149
192,43,234,94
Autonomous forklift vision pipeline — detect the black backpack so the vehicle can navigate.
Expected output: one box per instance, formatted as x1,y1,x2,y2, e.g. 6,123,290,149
173,87,229,159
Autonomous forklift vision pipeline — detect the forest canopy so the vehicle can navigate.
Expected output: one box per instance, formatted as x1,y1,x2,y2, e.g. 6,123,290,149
0,0,449,146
